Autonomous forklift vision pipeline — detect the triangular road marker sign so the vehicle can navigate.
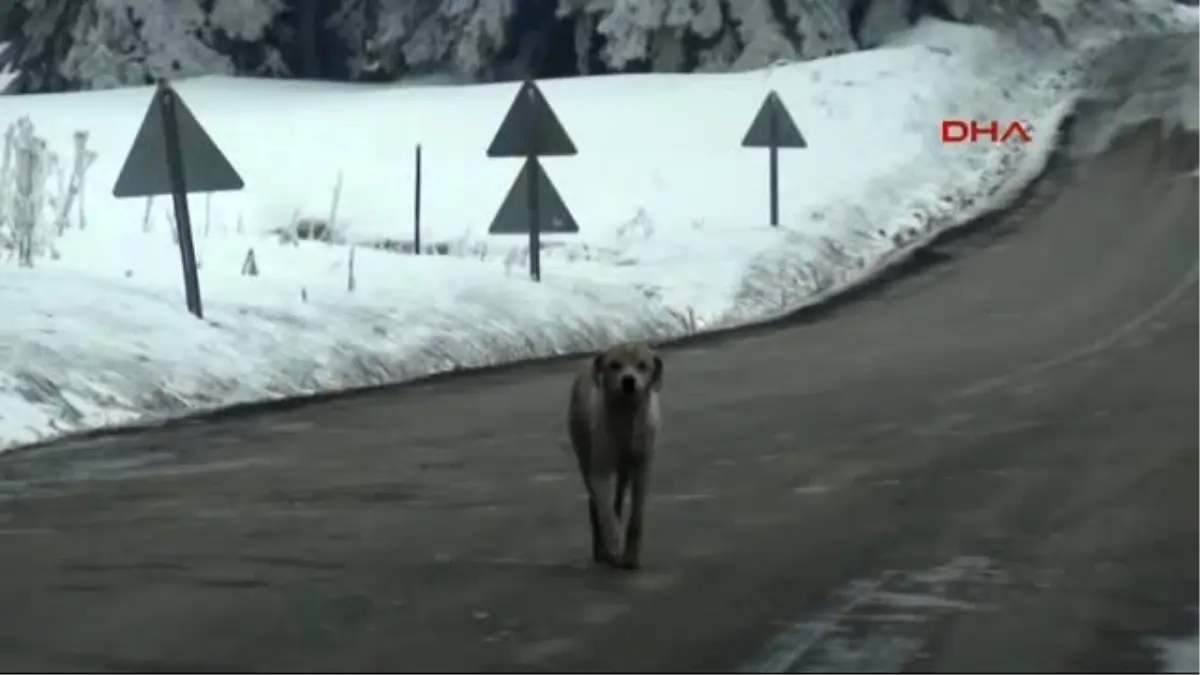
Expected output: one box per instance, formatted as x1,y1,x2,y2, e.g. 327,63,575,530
742,90,807,149
489,158,579,234
113,82,244,198
487,79,577,158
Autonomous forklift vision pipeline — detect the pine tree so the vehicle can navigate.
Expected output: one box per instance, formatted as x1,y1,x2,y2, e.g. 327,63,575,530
1,0,86,93
780,0,856,59
59,0,234,90
329,0,437,79
852,0,912,47
728,0,798,71
449,0,513,76
208,0,285,41
206,0,289,77
402,0,514,77
594,0,666,69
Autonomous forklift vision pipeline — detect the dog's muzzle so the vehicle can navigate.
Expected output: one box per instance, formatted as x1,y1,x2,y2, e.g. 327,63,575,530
621,375,637,393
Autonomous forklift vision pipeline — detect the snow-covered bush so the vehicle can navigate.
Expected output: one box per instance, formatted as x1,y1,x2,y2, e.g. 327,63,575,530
1,118,55,266
0,118,95,266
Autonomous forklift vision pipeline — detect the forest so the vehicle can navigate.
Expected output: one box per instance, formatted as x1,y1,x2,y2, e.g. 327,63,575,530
0,0,1096,94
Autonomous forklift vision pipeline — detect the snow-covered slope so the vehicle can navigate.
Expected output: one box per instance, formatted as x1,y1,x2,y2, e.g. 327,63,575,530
0,19,1156,452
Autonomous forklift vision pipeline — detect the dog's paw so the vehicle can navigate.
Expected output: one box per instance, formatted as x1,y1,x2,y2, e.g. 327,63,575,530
593,549,620,567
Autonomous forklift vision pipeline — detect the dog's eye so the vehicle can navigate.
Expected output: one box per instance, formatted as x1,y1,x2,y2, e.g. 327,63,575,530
636,361,649,372
607,361,622,371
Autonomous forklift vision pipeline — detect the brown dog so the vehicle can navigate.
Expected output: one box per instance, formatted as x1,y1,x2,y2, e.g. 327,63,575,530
567,342,663,569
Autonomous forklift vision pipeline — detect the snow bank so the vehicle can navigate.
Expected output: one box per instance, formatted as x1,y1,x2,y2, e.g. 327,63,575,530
0,16,1188,452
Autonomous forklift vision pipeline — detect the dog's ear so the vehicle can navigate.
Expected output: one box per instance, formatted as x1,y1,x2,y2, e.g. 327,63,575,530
591,353,605,386
650,354,664,391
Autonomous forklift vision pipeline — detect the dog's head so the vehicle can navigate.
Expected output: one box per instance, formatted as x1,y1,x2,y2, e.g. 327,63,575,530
592,342,663,402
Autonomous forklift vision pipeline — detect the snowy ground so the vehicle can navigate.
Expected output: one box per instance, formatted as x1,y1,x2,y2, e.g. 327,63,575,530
0,13,1191,452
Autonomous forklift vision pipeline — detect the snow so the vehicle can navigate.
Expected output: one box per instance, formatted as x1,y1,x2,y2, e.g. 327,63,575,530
1154,634,1200,673
0,18,1168,453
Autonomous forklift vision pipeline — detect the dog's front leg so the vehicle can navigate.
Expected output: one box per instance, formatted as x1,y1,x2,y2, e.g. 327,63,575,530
587,494,604,563
618,458,649,570
614,463,629,518
587,470,624,564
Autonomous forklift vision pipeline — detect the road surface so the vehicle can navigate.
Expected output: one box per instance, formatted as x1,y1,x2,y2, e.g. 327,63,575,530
1,52,1197,673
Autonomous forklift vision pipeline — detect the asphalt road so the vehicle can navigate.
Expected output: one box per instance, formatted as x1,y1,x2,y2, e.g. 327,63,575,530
2,64,1198,674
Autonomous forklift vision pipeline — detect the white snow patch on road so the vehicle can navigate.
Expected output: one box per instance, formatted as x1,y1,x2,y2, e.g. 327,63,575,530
741,556,1005,673
1154,635,1200,673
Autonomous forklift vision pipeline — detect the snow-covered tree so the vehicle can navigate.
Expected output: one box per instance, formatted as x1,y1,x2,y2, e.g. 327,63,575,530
57,3,140,90
593,0,665,69
5,0,1148,93
57,0,285,90
462,1,512,73
208,0,284,41
727,0,855,71
570,8,594,74
0,43,18,92
329,0,512,80
853,0,913,47
329,0,433,78
576,0,727,72
404,0,515,77
206,0,289,77
780,0,856,59
558,0,852,74
1,0,85,93
60,0,234,89
728,0,798,70
3,0,286,91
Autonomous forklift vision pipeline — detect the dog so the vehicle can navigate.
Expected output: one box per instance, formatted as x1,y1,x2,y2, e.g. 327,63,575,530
567,342,663,570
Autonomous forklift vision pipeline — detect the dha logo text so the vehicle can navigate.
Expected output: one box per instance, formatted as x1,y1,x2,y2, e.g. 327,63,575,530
941,120,1033,144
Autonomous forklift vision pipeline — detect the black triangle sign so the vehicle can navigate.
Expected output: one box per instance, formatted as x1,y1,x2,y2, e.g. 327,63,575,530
488,158,579,234
113,82,244,198
742,90,807,149
486,79,577,158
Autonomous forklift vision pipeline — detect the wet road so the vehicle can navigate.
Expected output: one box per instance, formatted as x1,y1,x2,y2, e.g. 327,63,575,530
0,41,1197,673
